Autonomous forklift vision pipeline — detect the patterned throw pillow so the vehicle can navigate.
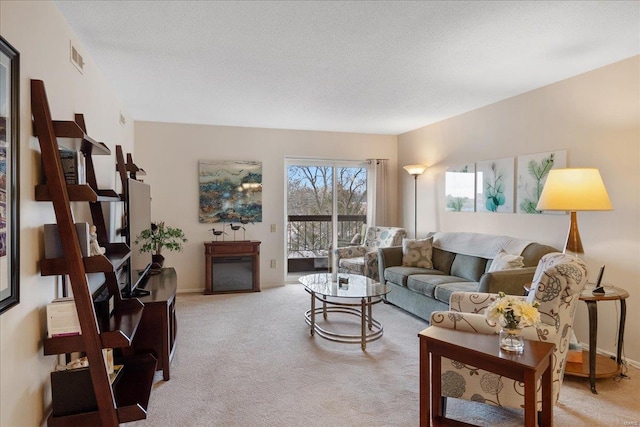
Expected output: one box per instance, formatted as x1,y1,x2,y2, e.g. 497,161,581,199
488,249,524,272
402,237,434,268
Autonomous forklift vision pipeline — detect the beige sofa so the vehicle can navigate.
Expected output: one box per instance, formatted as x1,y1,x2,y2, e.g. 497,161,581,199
378,231,557,321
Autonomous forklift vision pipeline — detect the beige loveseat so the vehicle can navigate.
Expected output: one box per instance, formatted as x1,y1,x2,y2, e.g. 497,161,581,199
378,231,557,321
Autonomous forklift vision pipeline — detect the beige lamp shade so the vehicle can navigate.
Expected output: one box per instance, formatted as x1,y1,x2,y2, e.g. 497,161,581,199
536,168,612,255
403,164,427,176
536,168,612,211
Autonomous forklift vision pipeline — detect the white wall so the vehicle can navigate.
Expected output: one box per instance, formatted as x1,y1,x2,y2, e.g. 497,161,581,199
398,56,640,365
134,122,398,292
0,2,134,426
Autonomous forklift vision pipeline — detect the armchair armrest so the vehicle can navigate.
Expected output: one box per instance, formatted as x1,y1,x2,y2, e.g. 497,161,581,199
430,311,498,334
448,291,528,313
430,309,555,343
477,266,537,295
448,291,498,314
334,246,366,260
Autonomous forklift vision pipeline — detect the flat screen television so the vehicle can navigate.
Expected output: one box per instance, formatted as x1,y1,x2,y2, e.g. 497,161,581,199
125,178,152,297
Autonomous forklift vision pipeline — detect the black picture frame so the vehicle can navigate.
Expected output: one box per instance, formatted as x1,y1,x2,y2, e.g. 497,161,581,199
0,36,20,314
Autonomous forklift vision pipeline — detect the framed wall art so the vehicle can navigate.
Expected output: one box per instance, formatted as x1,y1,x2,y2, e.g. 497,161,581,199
516,150,566,214
445,163,475,212
199,160,263,223
476,157,515,213
0,36,20,314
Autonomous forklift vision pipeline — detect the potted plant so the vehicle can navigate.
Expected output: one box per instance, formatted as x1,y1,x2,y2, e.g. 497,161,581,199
134,221,187,268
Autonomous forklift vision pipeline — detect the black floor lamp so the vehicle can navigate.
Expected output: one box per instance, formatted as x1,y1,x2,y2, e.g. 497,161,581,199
403,164,426,238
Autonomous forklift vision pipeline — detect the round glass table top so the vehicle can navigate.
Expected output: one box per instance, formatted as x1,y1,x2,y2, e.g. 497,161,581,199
299,273,390,298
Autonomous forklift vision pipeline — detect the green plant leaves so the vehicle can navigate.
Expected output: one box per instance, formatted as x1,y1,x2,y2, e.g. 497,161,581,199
134,221,187,255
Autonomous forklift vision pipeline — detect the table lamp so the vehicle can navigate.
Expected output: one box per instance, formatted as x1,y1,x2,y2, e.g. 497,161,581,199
403,164,427,238
536,168,612,256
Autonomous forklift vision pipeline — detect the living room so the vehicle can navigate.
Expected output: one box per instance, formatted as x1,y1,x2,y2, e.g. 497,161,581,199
1,1,638,426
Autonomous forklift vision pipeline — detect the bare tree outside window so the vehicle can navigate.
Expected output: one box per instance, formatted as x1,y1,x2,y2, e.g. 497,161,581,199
287,165,367,267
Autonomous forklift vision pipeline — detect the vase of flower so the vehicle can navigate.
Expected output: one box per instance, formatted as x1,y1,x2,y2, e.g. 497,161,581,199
499,327,525,353
487,292,541,353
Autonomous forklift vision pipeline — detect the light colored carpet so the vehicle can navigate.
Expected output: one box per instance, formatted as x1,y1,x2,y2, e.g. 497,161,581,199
127,285,639,426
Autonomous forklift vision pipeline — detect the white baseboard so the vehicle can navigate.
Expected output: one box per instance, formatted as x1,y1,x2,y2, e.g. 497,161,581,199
580,342,639,370
177,282,284,295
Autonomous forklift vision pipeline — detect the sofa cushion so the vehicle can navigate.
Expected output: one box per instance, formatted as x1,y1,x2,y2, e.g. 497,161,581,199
432,248,456,274
520,242,560,267
402,237,434,268
434,282,479,304
450,254,488,282
384,266,444,287
487,249,524,272
407,275,471,298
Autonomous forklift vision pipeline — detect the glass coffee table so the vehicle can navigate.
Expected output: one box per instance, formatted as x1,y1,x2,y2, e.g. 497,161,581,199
299,273,390,350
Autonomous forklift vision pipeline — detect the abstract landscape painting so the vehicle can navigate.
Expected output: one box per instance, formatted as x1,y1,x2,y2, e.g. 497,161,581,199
199,160,263,223
516,150,566,214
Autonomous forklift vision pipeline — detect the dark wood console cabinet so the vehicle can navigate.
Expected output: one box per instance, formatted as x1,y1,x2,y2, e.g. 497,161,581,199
133,268,178,381
204,241,261,294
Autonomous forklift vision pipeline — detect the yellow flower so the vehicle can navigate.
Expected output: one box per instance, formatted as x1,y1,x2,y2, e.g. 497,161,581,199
520,304,541,326
486,293,540,328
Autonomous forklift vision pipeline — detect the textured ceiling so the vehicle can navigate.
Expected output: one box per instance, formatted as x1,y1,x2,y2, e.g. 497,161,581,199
54,1,640,135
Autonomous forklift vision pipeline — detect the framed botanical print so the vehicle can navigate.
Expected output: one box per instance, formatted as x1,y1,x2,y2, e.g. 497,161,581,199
0,36,20,314
445,163,475,212
516,150,567,214
476,157,515,213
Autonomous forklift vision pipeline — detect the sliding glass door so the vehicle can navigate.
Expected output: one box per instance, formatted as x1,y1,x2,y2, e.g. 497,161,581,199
286,160,367,275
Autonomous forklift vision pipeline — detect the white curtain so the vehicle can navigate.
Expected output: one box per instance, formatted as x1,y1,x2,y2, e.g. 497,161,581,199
366,159,389,226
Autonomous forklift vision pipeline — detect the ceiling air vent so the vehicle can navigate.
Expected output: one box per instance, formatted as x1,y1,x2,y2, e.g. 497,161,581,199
70,41,84,74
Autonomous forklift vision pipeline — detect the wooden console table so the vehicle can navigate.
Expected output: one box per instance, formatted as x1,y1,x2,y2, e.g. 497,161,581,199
204,241,261,294
565,285,628,394
419,326,554,427
133,268,178,381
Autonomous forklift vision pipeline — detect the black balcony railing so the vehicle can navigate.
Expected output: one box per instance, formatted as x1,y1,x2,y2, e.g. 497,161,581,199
287,214,366,272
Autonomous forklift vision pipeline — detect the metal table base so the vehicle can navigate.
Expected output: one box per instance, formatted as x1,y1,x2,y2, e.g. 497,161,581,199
305,290,384,350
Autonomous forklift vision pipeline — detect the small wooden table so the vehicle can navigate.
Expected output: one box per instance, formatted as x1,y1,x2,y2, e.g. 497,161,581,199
564,285,628,394
419,327,555,427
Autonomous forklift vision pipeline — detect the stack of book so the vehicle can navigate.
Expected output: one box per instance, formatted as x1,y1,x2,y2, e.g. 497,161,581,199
46,297,81,338
59,149,86,185
42,149,86,185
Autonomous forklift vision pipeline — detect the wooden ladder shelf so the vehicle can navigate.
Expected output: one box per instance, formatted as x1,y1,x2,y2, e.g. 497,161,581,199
32,79,155,426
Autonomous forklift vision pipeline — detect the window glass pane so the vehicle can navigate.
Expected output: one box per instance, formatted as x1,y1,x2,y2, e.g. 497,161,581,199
336,167,367,246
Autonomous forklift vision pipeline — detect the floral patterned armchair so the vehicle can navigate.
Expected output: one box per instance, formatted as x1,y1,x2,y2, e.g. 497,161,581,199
334,226,406,281
429,252,588,414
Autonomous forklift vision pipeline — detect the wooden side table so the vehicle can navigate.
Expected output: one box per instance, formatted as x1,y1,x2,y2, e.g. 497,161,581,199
419,326,554,427
564,285,628,394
